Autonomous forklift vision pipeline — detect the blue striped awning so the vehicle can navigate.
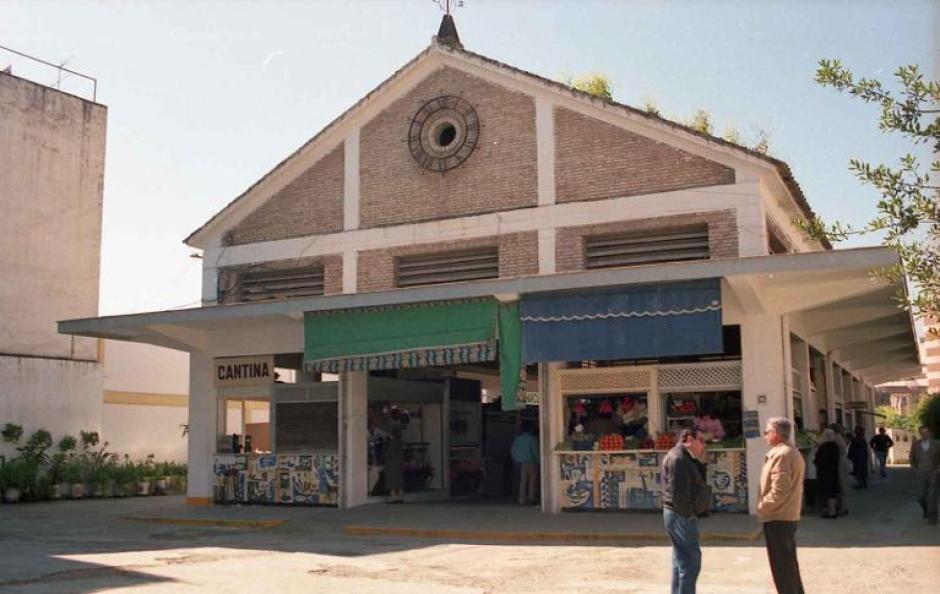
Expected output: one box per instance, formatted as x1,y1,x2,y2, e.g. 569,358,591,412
521,279,723,363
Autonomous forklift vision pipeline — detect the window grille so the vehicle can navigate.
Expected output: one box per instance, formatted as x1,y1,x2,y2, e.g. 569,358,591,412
237,266,324,302
585,225,709,269
396,247,498,288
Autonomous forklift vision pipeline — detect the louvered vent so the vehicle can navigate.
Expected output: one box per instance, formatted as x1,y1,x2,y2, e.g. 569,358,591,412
585,225,709,269
238,267,324,302
396,248,499,288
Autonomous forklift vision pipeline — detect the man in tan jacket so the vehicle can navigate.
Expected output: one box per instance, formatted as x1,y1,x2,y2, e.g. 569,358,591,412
758,416,805,594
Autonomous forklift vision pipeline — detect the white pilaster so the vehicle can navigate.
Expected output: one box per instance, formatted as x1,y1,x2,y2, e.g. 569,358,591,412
342,250,358,294
343,129,360,231
537,228,556,274
535,96,556,207
186,351,216,504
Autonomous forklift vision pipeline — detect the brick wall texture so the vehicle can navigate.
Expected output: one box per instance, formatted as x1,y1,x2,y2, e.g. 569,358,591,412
228,144,345,246
218,254,343,304
555,210,738,273
554,107,735,204
359,66,538,228
357,232,538,293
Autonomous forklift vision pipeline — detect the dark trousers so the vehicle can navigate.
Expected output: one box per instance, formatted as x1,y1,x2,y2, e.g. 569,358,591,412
763,521,804,594
664,508,701,594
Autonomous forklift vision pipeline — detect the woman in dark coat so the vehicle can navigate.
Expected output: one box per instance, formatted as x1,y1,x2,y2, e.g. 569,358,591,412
814,428,842,518
848,426,870,488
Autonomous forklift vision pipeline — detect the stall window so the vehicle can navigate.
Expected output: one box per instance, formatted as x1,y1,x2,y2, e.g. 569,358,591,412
218,398,271,453
564,393,649,449
663,391,742,443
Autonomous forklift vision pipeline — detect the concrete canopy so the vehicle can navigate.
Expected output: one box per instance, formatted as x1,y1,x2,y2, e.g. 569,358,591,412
61,247,920,382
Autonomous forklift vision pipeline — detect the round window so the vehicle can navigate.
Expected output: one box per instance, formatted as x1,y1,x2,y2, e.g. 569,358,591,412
408,96,479,172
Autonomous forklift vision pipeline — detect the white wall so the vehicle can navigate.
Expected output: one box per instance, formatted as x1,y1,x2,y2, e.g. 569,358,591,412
103,341,190,394
0,72,106,360
0,356,102,459
101,402,188,462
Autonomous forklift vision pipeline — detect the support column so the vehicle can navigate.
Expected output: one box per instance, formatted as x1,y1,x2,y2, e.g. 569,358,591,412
740,313,788,514
539,362,563,513
186,351,216,505
340,371,368,508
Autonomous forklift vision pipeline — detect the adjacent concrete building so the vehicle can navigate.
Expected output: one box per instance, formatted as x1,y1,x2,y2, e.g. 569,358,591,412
0,70,106,457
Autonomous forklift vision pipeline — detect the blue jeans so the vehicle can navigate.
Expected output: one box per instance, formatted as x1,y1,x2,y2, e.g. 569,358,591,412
663,508,701,594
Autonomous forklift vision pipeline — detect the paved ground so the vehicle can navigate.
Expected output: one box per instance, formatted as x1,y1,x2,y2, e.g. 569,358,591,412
0,466,937,593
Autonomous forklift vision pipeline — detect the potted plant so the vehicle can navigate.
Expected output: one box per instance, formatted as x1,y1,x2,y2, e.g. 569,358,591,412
48,435,77,499
136,455,157,496
112,456,136,497
1,458,38,503
63,457,86,498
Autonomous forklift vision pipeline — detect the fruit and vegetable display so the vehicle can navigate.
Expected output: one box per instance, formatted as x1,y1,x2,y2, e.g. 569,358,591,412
598,433,624,450
668,398,698,416
655,432,677,450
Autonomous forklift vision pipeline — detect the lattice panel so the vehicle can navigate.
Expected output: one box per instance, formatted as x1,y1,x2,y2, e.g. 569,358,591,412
559,368,652,394
657,363,742,391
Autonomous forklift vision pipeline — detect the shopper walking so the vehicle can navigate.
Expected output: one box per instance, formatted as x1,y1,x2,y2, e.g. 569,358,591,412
758,417,805,594
869,427,894,478
661,428,710,594
910,425,940,525
813,428,842,518
829,423,850,515
848,426,870,489
510,422,540,505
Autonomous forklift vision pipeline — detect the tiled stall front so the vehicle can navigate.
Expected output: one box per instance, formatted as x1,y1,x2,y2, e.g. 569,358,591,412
213,453,339,506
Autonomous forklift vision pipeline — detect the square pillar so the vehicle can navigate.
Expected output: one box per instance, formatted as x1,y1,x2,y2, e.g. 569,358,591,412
740,313,788,514
539,362,563,513
186,351,215,505
339,371,368,508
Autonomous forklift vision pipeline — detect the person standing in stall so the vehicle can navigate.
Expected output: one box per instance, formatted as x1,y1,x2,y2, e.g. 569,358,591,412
510,422,540,505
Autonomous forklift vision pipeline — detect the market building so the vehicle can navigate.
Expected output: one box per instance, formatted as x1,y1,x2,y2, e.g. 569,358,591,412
59,17,921,515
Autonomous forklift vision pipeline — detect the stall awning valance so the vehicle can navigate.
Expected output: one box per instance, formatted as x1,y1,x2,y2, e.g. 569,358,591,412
521,279,723,363
304,299,499,373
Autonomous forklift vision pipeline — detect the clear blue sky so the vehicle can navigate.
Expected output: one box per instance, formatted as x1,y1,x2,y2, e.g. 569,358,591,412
2,1,937,316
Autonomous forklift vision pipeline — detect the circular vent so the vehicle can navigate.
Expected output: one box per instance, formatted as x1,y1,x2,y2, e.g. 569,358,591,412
408,95,479,172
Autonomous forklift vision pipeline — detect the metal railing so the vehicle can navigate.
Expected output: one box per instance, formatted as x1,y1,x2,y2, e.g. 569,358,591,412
0,44,97,102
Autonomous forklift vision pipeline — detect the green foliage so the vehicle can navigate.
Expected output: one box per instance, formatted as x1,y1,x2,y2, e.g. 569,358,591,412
21,429,53,464
80,430,100,449
875,405,917,431
641,97,661,116
0,458,38,492
801,59,940,322
2,423,23,444
58,435,77,452
913,394,940,436
569,73,613,101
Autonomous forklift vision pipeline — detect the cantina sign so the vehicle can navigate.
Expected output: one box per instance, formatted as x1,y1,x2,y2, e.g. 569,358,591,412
214,355,275,387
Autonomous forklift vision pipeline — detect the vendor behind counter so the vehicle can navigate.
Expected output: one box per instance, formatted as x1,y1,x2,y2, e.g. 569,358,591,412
567,394,649,441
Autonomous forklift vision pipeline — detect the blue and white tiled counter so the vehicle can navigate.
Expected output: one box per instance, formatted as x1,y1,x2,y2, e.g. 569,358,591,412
213,452,339,506
556,448,747,512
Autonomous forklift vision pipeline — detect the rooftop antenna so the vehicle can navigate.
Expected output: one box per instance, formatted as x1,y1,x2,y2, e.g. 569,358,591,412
432,0,464,49
54,55,74,90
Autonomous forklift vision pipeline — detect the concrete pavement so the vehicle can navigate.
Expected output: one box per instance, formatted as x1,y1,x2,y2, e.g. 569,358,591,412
0,466,937,593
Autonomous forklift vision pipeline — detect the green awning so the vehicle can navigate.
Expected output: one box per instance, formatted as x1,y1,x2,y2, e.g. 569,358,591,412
304,298,523,410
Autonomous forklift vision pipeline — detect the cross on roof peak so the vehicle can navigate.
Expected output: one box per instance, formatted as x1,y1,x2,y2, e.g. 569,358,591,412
433,0,464,49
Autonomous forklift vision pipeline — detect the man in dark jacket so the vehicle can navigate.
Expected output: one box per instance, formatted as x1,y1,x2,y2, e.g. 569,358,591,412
662,428,711,594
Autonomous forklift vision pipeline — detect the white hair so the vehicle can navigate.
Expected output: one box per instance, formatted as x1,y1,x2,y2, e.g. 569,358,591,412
767,417,793,441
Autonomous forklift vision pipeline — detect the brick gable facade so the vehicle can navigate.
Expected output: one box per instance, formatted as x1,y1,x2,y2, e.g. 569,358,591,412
554,107,735,204
359,66,538,228
227,144,345,246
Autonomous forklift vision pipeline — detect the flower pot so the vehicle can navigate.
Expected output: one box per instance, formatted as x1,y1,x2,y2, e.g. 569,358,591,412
51,483,68,500
2,487,22,503
70,483,85,499
153,478,168,495
136,480,151,496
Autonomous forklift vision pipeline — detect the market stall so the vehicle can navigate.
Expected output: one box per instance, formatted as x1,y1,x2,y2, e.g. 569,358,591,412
552,361,747,513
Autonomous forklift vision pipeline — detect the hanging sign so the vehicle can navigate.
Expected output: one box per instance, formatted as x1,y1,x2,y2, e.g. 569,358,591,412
215,355,276,387
845,401,868,410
